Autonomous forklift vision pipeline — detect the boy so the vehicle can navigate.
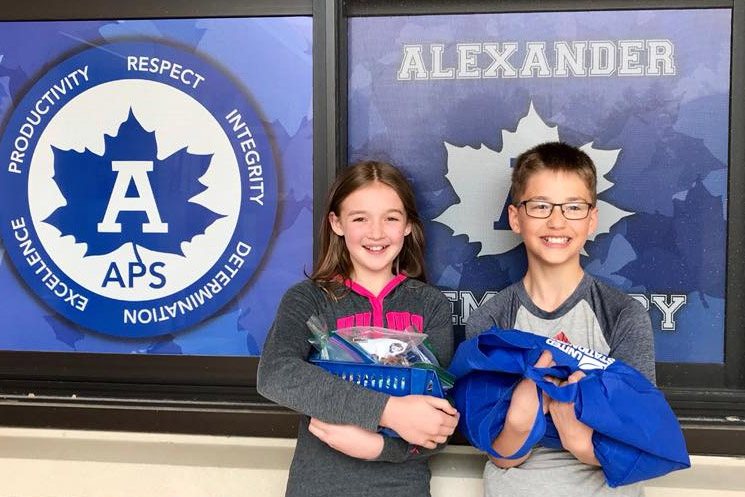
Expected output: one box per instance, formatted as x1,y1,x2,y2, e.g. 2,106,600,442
465,142,655,497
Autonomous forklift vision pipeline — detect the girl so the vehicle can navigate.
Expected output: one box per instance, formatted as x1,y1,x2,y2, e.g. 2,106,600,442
257,161,458,497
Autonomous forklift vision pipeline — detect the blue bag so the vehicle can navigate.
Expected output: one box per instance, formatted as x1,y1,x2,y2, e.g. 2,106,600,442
449,327,690,487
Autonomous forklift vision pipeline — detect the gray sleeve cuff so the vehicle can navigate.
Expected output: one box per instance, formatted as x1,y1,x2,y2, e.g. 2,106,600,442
373,435,448,463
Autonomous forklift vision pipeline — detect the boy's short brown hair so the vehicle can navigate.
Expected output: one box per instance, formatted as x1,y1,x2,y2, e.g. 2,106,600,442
511,142,597,205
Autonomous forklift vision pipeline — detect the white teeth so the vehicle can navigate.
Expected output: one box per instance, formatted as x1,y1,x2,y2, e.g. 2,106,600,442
544,237,569,244
367,246,384,252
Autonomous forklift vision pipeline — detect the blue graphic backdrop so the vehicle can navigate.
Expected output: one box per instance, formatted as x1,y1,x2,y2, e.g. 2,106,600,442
348,9,730,363
0,18,313,356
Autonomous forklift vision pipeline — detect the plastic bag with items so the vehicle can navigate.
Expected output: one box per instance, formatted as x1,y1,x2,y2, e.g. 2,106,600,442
307,315,438,366
306,316,454,396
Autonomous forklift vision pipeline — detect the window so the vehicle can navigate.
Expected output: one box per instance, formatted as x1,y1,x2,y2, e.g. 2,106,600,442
1,0,743,455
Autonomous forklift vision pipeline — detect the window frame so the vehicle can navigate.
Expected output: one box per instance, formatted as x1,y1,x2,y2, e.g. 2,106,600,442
0,0,744,456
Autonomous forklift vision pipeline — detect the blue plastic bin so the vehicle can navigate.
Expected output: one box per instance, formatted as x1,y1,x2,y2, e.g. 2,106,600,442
311,359,445,398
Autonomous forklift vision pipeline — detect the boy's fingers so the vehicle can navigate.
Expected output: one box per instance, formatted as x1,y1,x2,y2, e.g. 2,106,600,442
535,349,554,367
566,370,586,383
542,375,561,386
541,391,552,413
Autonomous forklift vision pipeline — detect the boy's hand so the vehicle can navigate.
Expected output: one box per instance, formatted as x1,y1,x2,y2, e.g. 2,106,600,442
507,349,555,427
491,350,554,467
546,370,600,466
379,395,459,449
308,418,385,460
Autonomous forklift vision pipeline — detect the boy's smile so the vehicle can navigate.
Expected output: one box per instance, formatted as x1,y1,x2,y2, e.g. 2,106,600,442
542,236,571,247
508,170,597,271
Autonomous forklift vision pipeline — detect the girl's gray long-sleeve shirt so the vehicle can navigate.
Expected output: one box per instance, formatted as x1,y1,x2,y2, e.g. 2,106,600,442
257,275,454,497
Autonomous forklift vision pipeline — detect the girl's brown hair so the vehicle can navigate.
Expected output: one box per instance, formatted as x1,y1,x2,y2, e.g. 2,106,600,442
311,161,427,295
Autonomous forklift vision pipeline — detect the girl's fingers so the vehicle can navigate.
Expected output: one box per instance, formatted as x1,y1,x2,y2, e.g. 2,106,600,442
310,418,327,428
425,396,458,415
433,435,448,444
438,422,457,437
308,419,326,440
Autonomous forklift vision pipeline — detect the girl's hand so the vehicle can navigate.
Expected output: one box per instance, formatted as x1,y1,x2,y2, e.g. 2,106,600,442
546,370,600,466
379,395,459,449
308,418,385,460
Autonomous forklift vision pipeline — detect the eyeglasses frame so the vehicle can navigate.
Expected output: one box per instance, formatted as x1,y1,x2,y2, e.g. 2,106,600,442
516,199,595,220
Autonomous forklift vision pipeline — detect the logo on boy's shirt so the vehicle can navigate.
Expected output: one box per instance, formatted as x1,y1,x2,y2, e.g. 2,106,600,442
0,41,277,338
433,101,632,257
546,337,616,370
546,331,615,370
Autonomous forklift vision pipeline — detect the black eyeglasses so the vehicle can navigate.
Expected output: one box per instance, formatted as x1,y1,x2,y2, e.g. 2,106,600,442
517,200,594,220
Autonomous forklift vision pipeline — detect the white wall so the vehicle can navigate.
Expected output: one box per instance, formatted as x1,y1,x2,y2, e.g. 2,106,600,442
0,427,743,497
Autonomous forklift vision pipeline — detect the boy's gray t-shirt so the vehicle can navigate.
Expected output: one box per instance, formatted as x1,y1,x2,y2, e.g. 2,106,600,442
465,273,655,497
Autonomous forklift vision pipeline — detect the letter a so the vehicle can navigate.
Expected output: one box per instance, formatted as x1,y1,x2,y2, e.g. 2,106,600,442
97,161,168,233
397,45,428,80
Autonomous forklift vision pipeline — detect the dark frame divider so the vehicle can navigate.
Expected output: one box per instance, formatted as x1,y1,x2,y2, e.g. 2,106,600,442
0,0,744,456
654,0,745,444
345,0,732,15
725,0,745,391
0,0,314,19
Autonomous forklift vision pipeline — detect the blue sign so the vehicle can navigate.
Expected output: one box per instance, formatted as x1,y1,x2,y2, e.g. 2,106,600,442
1,41,276,337
348,9,731,363
0,19,313,353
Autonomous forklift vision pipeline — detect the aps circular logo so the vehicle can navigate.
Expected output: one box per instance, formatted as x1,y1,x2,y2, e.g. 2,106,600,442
0,41,278,337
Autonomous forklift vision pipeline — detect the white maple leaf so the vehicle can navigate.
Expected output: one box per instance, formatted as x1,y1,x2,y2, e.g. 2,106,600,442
433,102,631,257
